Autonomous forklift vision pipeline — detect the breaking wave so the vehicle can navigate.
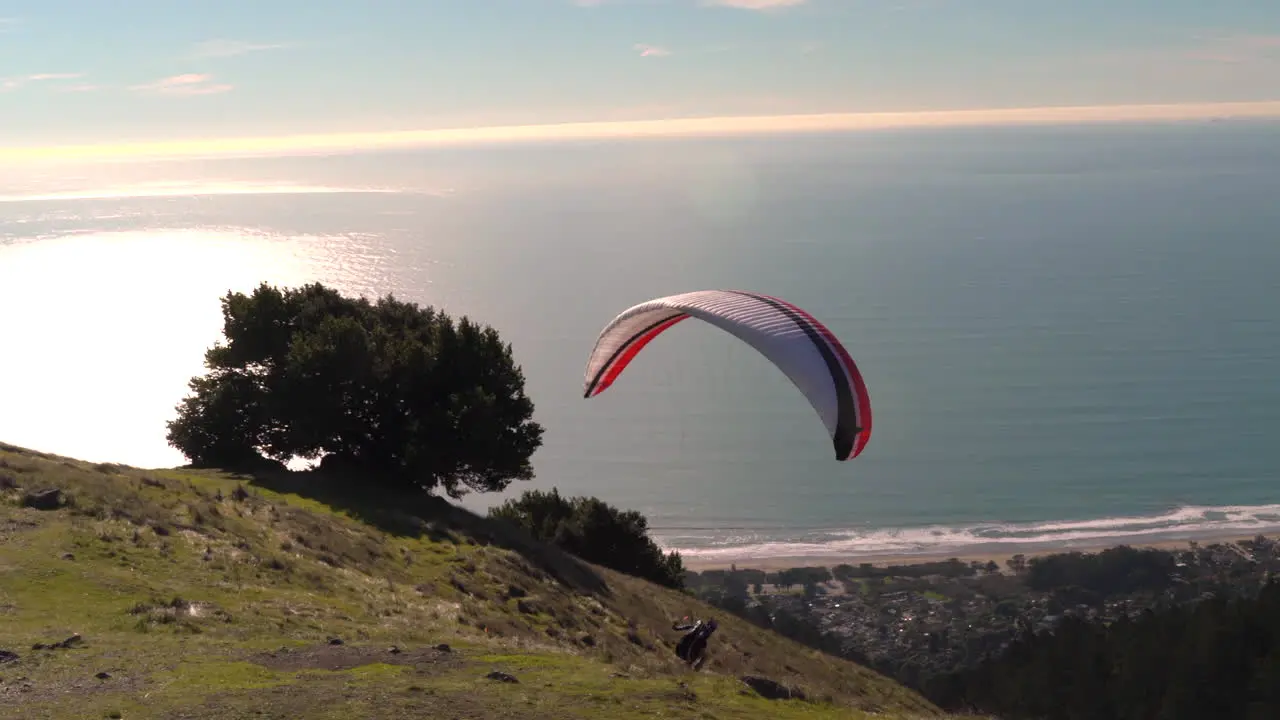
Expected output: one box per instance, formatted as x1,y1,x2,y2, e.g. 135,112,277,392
662,503,1280,562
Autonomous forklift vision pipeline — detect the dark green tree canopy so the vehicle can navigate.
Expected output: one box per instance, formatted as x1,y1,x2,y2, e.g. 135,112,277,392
488,488,686,590
167,282,544,498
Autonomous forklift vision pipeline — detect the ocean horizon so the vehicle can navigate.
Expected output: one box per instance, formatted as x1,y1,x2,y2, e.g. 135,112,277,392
3,121,1279,564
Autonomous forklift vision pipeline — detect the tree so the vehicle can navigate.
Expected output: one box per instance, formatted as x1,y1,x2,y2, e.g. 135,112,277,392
166,282,544,498
802,580,821,600
488,488,686,590
1006,554,1028,575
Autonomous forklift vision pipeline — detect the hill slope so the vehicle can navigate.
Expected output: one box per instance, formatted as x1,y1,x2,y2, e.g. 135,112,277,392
0,442,968,719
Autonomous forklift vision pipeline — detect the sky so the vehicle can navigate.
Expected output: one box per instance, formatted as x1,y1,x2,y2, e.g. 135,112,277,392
1,0,1279,161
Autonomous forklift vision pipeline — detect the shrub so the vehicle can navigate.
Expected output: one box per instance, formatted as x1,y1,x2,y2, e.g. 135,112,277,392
489,488,685,589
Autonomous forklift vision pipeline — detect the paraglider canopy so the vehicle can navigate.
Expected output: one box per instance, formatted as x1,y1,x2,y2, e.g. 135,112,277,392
582,289,872,460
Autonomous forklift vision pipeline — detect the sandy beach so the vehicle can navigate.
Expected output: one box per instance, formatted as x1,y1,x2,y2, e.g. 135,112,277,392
680,532,1270,573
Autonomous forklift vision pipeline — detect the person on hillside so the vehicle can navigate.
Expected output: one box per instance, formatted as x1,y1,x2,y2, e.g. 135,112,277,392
672,617,718,670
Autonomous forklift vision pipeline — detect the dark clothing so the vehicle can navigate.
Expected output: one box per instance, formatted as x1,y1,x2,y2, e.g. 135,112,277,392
674,625,698,661
672,619,717,667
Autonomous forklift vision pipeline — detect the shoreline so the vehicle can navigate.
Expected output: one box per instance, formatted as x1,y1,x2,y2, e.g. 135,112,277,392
677,531,1271,573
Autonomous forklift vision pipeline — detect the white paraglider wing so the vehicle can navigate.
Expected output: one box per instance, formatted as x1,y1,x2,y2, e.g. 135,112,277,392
583,290,872,460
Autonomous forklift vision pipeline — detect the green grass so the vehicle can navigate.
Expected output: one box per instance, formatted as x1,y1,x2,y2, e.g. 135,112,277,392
0,442,987,719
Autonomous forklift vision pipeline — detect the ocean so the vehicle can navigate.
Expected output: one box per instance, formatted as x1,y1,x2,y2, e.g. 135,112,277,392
3,120,1279,563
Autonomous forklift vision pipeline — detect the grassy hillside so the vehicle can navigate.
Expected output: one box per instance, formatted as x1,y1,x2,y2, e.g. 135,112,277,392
0,441,975,720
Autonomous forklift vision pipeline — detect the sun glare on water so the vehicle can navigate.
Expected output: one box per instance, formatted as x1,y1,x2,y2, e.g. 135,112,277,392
0,228,367,468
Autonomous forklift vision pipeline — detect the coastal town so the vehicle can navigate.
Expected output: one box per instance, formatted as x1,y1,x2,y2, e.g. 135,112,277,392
683,535,1280,692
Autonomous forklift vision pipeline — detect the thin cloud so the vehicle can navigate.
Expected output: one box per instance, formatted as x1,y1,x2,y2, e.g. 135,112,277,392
0,72,85,92
634,43,671,57
131,73,233,96
8,100,1280,165
0,180,406,203
189,39,290,59
28,73,84,81
702,0,807,10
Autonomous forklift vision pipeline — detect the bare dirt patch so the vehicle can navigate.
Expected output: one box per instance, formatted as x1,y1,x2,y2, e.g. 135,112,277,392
247,642,461,673
0,657,148,707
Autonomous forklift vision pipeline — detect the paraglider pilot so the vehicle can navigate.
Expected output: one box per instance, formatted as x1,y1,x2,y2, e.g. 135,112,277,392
672,617,718,670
